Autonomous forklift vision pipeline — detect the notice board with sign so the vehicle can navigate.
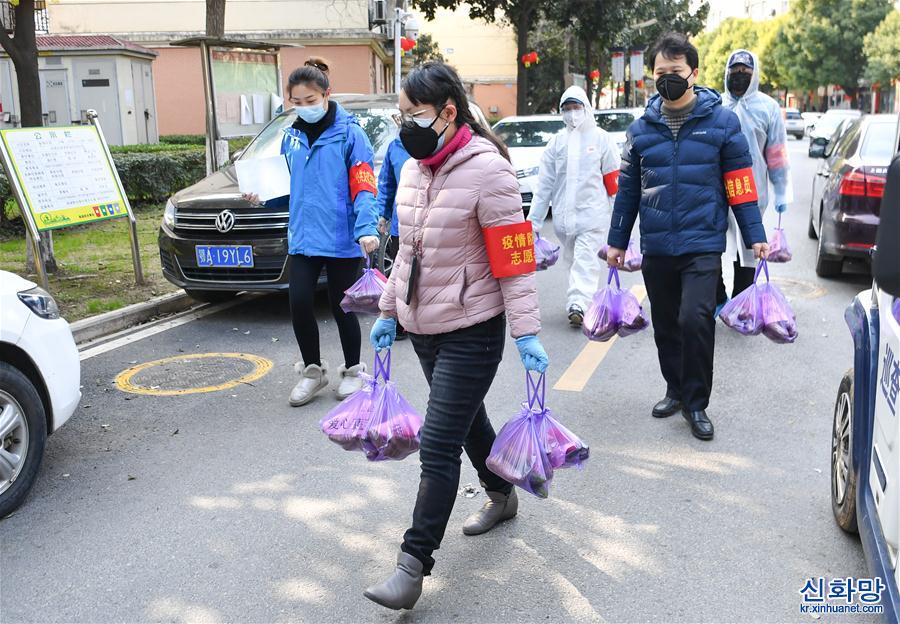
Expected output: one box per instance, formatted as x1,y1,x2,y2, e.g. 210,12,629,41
212,49,282,139
0,125,128,231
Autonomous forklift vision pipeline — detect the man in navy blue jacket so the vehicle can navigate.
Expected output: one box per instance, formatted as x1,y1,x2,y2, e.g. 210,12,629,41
606,32,769,441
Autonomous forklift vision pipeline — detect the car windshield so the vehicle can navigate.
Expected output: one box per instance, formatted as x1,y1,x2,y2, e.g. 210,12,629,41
861,121,900,158
595,111,637,132
237,107,399,163
493,120,564,147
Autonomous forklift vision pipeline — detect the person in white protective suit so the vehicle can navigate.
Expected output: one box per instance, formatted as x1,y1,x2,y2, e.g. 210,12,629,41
528,85,621,327
717,49,793,309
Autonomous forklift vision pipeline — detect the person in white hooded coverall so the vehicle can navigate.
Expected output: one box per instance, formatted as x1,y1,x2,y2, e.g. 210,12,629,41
717,49,793,307
528,86,621,326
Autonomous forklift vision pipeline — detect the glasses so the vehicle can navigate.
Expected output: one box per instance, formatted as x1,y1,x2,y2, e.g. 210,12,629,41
393,104,446,126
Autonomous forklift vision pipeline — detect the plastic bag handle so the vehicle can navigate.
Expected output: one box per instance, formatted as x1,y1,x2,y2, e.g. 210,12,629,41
753,258,770,284
526,371,546,411
373,349,391,382
607,266,620,289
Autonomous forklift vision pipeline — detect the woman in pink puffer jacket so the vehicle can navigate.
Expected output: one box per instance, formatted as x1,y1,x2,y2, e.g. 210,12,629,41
363,62,548,611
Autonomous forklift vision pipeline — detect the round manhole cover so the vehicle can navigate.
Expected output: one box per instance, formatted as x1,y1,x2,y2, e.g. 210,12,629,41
115,353,273,396
772,277,827,300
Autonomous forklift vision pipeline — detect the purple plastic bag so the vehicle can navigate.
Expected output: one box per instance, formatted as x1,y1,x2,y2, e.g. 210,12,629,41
766,214,792,263
320,351,423,460
486,406,554,498
719,260,798,343
531,374,589,469
319,374,379,455
583,267,649,342
534,234,560,271
487,373,589,498
365,352,424,462
598,239,643,272
340,257,387,315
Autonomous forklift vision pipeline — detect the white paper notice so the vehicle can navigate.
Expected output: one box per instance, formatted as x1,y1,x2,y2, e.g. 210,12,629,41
235,155,291,202
252,93,267,123
240,95,252,125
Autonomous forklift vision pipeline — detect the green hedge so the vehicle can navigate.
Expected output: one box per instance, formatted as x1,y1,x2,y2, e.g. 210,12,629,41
0,149,208,220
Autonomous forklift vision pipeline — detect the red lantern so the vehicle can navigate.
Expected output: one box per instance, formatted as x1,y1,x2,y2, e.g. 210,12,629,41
521,51,540,68
400,37,417,54
589,69,601,81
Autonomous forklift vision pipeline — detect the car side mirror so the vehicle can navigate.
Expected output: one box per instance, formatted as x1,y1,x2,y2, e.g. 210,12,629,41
874,154,900,297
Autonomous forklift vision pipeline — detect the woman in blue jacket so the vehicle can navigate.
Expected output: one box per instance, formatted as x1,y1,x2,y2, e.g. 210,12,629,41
252,58,380,406
375,133,411,339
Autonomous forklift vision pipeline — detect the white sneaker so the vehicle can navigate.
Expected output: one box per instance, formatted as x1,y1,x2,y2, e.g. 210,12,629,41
335,363,367,400
289,362,329,407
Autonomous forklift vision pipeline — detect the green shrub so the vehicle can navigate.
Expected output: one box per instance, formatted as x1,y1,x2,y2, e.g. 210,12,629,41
109,143,201,154
112,150,207,203
160,134,205,145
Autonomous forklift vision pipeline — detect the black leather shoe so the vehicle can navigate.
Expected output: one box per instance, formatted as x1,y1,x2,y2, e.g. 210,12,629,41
651,397,682,418
682,409,714,441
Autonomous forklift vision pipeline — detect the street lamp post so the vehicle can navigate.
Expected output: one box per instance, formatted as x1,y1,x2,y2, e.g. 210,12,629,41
393,2,419,93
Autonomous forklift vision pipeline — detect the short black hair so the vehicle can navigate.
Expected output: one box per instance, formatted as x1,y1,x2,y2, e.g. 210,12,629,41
649,32,699,71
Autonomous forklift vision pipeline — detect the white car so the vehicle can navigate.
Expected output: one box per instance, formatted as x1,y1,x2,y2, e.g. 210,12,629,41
492,115,565,214
783,107,805,139
0,270,80,517
595,107,644,154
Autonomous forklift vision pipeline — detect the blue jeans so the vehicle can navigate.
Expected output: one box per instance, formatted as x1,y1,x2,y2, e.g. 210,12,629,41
401,314,512,574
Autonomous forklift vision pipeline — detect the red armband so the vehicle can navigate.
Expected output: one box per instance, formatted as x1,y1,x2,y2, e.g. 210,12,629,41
603,170,619,196
482,222,537,278
723,167,758,206
349,161,377,201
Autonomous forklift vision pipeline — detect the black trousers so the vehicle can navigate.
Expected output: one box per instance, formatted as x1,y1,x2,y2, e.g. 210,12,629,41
642,254,721,412
287,254,362,369
716,251,756,305
401,314,511,575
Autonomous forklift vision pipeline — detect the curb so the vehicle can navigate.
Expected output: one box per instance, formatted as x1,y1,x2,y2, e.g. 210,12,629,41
71,291,196,345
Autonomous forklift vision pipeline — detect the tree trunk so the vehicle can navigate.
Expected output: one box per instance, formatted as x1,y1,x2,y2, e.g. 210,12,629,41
206,0,226,38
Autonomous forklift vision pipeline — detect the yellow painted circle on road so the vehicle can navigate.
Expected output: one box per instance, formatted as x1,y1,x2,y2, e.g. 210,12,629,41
115,352,273,396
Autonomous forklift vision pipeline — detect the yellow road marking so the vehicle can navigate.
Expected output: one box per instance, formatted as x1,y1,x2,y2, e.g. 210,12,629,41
553,284,647,393
115,352,273,396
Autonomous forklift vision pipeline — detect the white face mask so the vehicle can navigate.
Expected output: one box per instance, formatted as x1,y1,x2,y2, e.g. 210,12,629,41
563,108,586,129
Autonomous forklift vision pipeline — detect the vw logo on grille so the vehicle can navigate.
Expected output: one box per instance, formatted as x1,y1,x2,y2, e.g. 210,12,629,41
215,210,236,233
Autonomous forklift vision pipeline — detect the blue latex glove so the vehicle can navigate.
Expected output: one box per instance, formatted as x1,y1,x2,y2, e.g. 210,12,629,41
370,317,397,352
775,203,788,214
515,335,549,373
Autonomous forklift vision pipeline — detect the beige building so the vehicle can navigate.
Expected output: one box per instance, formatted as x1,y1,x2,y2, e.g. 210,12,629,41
414,4,518,121
47,0,394,135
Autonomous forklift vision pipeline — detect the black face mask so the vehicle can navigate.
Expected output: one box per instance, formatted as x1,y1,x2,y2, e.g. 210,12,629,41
727,72,753,96
399,107,449,160
656,73,692,101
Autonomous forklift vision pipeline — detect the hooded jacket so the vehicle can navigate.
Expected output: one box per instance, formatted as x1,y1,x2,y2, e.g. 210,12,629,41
280,102,380,258
378,133,541,339
723,49,793,267
608,86,766,256
528,86,621,238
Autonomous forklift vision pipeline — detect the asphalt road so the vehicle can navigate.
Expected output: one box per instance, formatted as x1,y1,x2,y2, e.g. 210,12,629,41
1,138,880,623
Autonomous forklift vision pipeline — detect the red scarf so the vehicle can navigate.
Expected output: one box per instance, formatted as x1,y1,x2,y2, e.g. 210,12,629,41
421,123,473,173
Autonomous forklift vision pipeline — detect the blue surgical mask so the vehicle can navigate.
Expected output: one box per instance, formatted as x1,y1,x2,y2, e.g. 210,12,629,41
296,103,327,124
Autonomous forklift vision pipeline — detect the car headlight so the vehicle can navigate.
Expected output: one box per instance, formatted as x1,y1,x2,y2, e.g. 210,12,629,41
163,199,176,229
522,166,540,177
17,286,60,320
